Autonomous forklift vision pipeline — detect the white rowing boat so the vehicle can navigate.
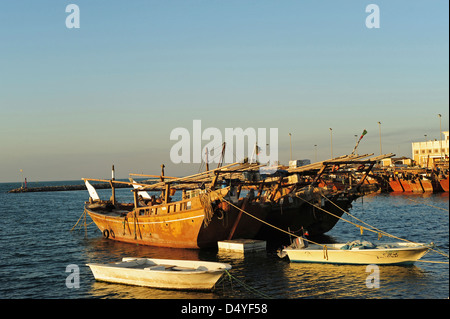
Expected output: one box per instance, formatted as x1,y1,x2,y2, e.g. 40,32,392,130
87,257,231,290
281,241,432,265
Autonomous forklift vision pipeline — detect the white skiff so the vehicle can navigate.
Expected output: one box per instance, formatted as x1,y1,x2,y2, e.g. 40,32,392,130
87,257,232,290
281,242,432,265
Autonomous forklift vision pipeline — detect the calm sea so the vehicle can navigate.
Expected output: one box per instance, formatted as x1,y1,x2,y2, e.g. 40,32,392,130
0,180,448,300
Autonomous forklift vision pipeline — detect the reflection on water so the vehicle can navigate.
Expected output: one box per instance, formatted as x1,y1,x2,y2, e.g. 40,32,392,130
284,262,429,298
79,191,448,299
89,281,217,299
83,237,210,263
0,182,447,299
83,237,433,299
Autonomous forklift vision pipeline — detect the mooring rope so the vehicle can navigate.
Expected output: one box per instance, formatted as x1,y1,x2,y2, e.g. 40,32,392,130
405,197,449,212
318,191,388,235
219,194,448,262
219,197,413,262
297,192,449,260
219,197,326,248
416,260,449,264
71,209,86,232
223,269,271,299
71,209,93,231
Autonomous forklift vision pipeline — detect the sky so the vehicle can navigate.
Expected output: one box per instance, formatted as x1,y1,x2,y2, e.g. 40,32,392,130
0,0,448,182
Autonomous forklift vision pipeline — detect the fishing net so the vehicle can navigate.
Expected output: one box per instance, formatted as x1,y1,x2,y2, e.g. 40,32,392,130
199,191,214,228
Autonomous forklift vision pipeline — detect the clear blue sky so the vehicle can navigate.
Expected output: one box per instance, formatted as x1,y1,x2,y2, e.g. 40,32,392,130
0,1,448,182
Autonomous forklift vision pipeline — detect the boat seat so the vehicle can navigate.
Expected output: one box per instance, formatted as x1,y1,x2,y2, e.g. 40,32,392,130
172,266,197,271
144,265,166,271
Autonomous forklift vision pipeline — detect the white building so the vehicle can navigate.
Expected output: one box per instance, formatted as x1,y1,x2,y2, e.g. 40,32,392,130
412,131,449,168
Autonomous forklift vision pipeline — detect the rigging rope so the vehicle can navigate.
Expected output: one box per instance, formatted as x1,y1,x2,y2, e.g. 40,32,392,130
199,191,214,228
299,191,449,260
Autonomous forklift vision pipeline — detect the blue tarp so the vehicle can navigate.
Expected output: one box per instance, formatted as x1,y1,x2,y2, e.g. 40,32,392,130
340,240,377,250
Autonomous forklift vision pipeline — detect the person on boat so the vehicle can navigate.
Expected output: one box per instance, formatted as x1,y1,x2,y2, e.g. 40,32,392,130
289,227,310,249
277,227,310,258
296,227,309,248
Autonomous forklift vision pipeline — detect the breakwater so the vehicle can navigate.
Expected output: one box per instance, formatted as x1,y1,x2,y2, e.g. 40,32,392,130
7,183,131,193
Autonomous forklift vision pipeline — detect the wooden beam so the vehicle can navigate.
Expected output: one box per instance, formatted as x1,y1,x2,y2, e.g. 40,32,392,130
129,173,178,179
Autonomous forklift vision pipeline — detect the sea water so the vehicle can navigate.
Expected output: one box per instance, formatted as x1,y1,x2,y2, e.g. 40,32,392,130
0,181,448,299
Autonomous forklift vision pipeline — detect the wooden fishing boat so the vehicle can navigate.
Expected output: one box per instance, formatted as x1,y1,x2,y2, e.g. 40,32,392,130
84,186,269,249
439,176,449,192
389,179,404,192
281,241,431,265
257,190,357,238
408,180,423,192
419,178,434,192
83,163,270,249
81,154,395,248
399,179,412,192
258,157,379,240
87,257,231,290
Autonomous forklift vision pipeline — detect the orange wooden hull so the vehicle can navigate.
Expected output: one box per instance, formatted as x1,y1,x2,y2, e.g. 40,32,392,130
318,181,345,191
408,180,423,192
85,194,270,249
419,179,434,192
389,180,404,192
439,177,449,192
399,180,412,192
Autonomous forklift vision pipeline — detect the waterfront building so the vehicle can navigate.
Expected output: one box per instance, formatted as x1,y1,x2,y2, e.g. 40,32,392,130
381,157,412,167
412,131,449,168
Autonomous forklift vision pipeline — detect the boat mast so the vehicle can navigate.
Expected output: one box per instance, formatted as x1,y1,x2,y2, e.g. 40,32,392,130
110,165,116,206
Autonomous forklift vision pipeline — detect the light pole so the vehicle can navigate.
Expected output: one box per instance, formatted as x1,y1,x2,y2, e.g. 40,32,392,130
329,128,333,159
314,144,317,162
438,114,442,162
20,169,24,188
354,134,358,155
289,133,292,162
378,122,382,155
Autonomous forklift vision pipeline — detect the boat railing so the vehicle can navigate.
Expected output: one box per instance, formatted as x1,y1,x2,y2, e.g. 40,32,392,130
135,197,194,216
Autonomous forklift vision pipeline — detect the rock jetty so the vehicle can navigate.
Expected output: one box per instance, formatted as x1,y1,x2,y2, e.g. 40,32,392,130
8,183,131,193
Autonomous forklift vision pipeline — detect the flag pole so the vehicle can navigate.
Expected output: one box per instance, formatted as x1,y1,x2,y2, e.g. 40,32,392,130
351,129,367,155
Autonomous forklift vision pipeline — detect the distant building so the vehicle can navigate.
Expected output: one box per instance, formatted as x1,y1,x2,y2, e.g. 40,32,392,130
289,159,311,168
381,157,413,167
412,131,449,168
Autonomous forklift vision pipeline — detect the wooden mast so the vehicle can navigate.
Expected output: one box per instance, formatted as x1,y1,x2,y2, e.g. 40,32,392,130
110,165,116,205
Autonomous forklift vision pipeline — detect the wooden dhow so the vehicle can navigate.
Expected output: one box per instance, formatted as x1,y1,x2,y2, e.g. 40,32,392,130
81,153,396,248
83,162,271,249
256,154,391,239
